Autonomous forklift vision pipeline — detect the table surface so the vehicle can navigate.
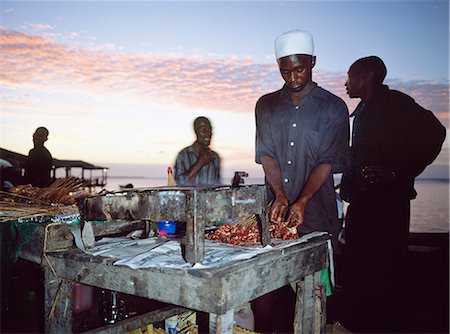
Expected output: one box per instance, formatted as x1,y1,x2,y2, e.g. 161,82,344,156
38,232,330,315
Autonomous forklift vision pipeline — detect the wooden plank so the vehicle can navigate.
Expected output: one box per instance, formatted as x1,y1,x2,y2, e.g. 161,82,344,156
44,266,74,333
302,274,315,334
293,279,304,334
209,309,234,334
81,306,187,334
182,190,206,264
69,220,148,243
189,235,330,279
18,220,148,261
91,220,147,237
80,186,269,222
293,272,326,334
258,213,271,247
40,237,328,315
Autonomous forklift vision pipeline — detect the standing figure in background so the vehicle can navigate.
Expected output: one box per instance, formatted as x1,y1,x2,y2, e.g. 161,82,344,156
24,127,53,187
173,116,221,185
253,29,350,333
340,56,446,333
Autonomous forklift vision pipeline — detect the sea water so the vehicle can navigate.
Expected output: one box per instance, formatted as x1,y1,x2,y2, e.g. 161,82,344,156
105,177,449,233
410,179,449,233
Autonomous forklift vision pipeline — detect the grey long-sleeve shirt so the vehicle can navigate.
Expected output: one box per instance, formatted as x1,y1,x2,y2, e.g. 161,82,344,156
174,145,221,186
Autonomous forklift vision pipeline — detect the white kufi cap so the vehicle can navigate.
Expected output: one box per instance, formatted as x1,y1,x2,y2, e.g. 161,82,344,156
274,30,314,59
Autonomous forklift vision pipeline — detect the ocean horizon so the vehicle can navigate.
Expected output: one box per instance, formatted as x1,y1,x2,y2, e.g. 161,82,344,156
103,176,449,234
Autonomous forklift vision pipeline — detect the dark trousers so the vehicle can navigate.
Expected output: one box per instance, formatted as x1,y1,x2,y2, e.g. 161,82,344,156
252,285,296,333
342,197,410,332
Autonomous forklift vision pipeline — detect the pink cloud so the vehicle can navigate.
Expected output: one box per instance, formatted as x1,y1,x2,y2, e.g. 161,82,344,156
387,79,449,123
1,29,448,126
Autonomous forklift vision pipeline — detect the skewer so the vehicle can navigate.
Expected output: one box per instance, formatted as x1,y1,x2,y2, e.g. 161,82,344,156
0,176,87,221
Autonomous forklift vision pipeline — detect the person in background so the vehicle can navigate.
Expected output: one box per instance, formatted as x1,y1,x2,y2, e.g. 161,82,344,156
24,127,53,187
340,56,446,333
173,116,221,185
253,29,350,333
0,166,15,191
0,158,22,190
231,171,248,187
173,116,223,332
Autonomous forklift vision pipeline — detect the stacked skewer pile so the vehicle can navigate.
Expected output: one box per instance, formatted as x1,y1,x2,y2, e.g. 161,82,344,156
0,177,88,222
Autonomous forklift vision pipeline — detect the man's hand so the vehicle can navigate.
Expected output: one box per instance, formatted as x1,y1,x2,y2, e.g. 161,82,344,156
197,146,215,167
270,198,306,228
183,144,215,182
269,195,289,223
286,201,306,228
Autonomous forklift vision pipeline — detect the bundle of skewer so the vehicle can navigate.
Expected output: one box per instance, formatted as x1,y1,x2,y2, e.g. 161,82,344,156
0,198,63,222
232,200,273,228
0,177,87,222
234,214,258,228
7,176,88,205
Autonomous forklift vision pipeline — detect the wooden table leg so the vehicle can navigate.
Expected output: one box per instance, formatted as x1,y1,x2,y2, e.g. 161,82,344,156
182,190,205,264
209,309,234,334
293,271,326,334
44,266,74,333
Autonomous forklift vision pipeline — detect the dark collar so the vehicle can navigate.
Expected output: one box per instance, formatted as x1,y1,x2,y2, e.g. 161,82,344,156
280,82,318,104
350,84,389,117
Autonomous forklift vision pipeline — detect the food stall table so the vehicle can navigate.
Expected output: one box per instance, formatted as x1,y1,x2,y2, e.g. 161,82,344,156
19,232,330,334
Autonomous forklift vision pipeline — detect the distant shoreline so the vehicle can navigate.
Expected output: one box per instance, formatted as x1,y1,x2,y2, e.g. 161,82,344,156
106,176,267,181
107,176,162,179
106,176,449,182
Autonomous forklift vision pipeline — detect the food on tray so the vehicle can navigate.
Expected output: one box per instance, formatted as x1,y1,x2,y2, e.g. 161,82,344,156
269,221,299,240
206,222,260,245
205,216,299,245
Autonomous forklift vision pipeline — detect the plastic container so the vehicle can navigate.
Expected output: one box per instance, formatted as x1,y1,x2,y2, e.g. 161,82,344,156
72,283,94,314
158,221,177,235
164,311,196,333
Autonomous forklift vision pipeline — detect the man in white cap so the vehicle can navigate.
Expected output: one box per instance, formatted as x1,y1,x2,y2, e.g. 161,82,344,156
253,30,350,332
256,29,349,248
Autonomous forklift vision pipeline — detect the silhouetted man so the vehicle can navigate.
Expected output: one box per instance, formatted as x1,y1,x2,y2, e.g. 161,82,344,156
341,56,446,332
24,127,53,187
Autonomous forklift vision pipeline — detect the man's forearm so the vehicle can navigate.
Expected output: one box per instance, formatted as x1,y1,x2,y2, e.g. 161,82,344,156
260,155,285,197
296,163,332,204
184,160,205,181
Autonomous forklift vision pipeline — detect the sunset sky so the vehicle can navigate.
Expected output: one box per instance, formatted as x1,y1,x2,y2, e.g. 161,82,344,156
1,0,449,179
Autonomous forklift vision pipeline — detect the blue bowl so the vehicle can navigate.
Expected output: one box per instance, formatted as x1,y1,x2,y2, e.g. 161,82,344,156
157,221,177,235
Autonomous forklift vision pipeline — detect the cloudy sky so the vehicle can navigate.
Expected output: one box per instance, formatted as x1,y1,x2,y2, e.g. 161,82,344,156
1,0,449,178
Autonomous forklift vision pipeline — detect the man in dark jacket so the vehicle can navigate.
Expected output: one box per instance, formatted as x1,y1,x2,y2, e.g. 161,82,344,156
24,127,53,187
341,56,446,332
